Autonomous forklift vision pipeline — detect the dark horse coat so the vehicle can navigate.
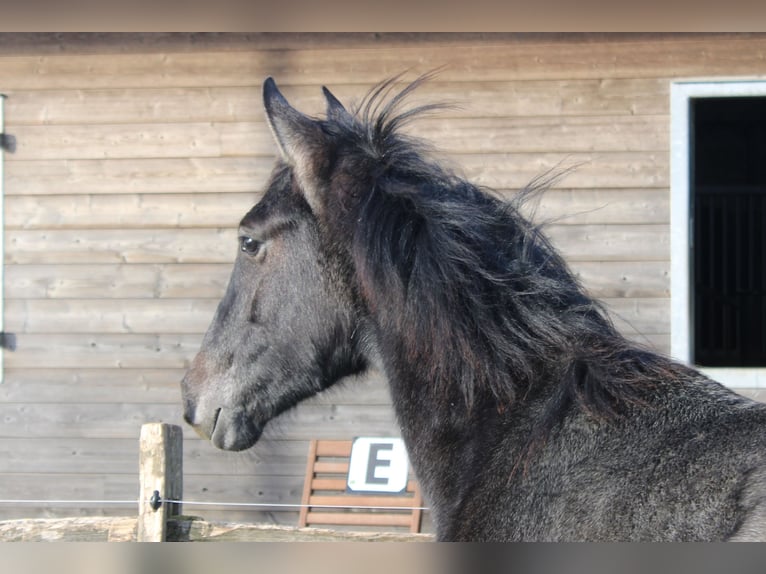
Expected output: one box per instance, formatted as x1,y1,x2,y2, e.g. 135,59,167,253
181,75,766,541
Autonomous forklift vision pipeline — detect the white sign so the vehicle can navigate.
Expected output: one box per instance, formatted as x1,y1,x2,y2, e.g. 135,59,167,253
346,437,409,493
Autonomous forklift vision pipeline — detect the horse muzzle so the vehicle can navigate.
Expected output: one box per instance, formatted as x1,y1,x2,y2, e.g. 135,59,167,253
184,398,261,452
209,407,262,451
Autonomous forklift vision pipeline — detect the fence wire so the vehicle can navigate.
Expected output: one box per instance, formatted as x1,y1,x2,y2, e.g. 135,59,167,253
0,497,429,512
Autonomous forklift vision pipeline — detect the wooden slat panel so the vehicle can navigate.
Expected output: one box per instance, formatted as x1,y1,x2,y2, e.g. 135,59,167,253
308,495,417,509
547,224,669,262
4,333,201,369
0,438,142,474
310,478,348,491
6,228,237,264
6,115,667,162
0,368,393,406
5,224,668,265
304,512,412,527
315,440,353,457
311,461,349,475
4,263,232,299
0,437,311,477
456,152,668,190
0,472,139,519
411,115,668,154
0,402,398,439
4,188,668,231
4,157,273,195
5,299,218,334
4,79,669,126
0,369,184,403
0,403,184,440
6,193,257,230
526,188,670,226
8,122,270,161
0,36,765,91
4,152,667,197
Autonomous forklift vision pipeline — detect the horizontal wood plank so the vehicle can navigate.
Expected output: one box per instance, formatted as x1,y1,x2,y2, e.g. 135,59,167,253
165,519,433,541
4,157,274,195
0,36,765,91
6,193,257,230
0,402,398,439
308,495,419,509
8,122,269,161
4,260,669,302
6,228,238,264
0,369,185,403
526,188,669,226
5,224,668,265
315,441,353,457
4,296,669,336
0,367,391,405
5,298,218,334
5,188,668,231
4,333,202,369
310,478,349,491
0,437,311,477
455,152,669,190
547,224,669,262
304,512,411,527
4,263,232,299
4,79,669,126
311,461,349,475
572,261,669,299
0,516,138,541
6,115,667,162
4,152,667,196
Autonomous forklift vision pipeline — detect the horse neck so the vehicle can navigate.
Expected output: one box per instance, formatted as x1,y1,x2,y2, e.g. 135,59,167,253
373,334,548,527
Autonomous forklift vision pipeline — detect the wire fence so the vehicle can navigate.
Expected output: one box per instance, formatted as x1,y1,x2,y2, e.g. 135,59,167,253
0,497,430,512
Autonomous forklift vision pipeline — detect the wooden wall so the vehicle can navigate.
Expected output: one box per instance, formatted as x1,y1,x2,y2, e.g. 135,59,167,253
1,32,765,527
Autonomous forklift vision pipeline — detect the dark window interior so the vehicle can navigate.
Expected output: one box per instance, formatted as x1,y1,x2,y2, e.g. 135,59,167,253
692,97,766,367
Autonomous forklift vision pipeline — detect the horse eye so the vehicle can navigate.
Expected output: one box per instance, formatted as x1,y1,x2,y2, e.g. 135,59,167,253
239,236,262,255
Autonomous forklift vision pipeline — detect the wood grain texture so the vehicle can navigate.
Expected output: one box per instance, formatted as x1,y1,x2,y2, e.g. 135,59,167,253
4,263,233,299
5,79,669,126
0,35,765,91
0,32,747,528
6,116,667,162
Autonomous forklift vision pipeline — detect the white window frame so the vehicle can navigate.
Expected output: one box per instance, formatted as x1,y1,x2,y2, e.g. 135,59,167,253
671,79,766,388
0,93,5,384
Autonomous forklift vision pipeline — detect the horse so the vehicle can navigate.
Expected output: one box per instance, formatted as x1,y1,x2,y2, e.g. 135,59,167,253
181,74,766,541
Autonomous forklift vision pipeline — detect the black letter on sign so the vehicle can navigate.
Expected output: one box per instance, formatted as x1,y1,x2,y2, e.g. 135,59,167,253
366,443,393,485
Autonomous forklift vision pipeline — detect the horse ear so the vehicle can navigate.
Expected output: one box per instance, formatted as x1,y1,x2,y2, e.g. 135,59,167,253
322,86,350,122
263,77,326,188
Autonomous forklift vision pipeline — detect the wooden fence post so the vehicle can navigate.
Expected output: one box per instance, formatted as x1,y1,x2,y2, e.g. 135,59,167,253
138,422,183,542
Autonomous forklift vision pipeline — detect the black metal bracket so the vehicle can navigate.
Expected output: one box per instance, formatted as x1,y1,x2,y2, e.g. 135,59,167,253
149,490,162,511
0,333,15,351
0,132,16,153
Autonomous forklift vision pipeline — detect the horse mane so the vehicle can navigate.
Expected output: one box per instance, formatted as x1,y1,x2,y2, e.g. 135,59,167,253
328,75,683,422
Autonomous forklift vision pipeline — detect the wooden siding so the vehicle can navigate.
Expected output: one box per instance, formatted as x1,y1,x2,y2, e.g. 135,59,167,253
1,32,764,526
